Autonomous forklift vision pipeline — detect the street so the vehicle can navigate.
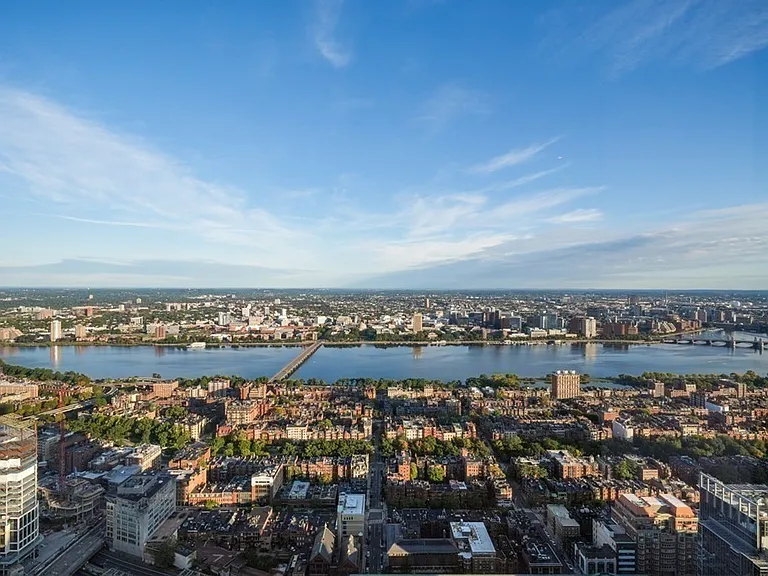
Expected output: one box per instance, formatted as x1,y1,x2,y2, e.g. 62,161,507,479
367,420,386,574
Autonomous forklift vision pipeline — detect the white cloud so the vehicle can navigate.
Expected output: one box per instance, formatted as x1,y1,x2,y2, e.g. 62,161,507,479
581,0,768,73
469,137,560,174
417,83,489,131
0,87,312,269
312,0,352,68
373,233,516,270
547,208,603,224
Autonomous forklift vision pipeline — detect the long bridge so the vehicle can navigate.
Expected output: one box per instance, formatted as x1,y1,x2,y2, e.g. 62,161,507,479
662,336,765,351
270,341,323,381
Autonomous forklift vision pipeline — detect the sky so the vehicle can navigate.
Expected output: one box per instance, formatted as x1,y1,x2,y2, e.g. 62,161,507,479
0,0,766,289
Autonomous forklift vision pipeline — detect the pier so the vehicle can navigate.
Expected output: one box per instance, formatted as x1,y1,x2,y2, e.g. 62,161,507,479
270,341,323,381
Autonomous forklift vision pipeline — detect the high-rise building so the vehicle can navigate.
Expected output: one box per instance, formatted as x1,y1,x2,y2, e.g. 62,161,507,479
696,309,708,323
425,297,430,310
74,324,87,340
550,370,581,400
0,419,41,574
612,493,698,576
105,472,176,558
570,316,597,338
217,311,231,326
412,313,423,333
49,320,62,342
699,473,768,576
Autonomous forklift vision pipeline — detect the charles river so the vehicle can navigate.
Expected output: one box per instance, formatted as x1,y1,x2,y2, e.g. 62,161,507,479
1,330,766,382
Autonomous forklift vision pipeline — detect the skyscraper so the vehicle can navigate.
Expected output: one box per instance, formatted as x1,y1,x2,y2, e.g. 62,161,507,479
699,473,768,575
412,313,423,333
550,370,581,400
0,419,41,574
49,320,62,342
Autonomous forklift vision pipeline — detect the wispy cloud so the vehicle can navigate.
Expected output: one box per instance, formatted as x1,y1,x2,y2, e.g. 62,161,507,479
547,208,603,224
469,137,561,174
0,87,311,268
417,83,489,131
357,203,768,289
555,0,768,74
312,0,352,68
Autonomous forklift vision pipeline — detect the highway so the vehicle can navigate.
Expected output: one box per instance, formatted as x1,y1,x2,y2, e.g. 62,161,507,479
36,520,105,576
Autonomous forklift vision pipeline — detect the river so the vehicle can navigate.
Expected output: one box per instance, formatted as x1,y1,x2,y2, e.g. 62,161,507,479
0,330,765,381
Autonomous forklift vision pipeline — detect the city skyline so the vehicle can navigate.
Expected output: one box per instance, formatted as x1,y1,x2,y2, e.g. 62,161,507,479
1,0,767,289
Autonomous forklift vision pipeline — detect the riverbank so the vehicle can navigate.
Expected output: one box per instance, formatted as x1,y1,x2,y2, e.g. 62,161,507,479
4,334,706,349
3,331,765,381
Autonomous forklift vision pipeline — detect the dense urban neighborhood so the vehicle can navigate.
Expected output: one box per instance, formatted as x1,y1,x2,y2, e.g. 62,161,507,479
0,290,766,576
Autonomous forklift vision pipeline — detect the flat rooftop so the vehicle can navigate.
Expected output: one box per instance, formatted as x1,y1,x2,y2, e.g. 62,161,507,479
339,493,365,515
450,521,495,555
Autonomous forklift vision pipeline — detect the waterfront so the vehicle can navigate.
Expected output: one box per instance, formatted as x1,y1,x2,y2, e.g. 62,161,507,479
1,330,766,381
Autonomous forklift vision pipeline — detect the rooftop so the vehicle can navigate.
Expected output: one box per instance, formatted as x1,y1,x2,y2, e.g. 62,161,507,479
388,539,459,556
450,521,495,555
339,493,365,516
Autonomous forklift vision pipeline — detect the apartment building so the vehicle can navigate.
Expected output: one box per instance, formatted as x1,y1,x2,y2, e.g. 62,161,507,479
612,493,698,576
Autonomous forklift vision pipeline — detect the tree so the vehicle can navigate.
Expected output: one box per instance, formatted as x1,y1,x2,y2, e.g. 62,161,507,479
410,462,418,480
204,500,218,510
614,459,638,480
152,538,177,569
427,465,445,483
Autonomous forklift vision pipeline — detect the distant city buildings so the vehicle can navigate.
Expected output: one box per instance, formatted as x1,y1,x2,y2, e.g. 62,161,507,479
50,319,62,342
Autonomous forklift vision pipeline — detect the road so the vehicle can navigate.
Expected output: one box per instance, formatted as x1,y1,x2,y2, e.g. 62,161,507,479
37,520,105,576
91,550,176,576
368,420,386,574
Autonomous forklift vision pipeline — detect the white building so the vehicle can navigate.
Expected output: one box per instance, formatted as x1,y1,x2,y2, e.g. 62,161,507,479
337,493,366,538
49,320,62,342
612,419,634,441
106,473,176,558
0,421,41,574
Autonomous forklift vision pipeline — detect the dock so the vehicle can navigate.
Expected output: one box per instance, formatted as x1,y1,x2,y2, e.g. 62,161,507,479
270,341,323,382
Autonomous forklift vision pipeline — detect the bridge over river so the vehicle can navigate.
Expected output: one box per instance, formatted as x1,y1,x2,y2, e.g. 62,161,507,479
269,341,323,381
663,336,766,351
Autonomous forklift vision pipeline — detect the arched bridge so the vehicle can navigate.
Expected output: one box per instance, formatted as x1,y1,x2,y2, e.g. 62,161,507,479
662,336,765,351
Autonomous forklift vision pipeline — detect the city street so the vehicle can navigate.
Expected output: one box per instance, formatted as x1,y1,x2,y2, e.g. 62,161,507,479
368,421,386,574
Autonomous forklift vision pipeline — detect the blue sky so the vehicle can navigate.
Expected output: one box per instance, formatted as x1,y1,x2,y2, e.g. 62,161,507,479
0,0,766,288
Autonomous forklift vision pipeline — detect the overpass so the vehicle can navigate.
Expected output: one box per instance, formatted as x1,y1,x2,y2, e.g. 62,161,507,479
30,520,105,576
270,341,323,381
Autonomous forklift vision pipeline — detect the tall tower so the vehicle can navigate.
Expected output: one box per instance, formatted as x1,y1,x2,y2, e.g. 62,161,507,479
412,313,423,333
0,418,41,573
